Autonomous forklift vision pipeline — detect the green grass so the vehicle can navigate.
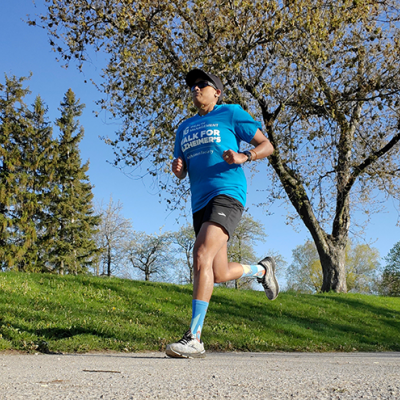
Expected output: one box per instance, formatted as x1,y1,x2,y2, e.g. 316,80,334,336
0,272,399,353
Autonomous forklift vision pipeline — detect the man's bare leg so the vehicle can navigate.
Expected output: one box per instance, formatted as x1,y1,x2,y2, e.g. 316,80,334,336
212,241,244,284
192,222,230,302
166,222,231,358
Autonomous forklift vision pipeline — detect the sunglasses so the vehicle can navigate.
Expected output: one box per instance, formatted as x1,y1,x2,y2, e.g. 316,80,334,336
191,81,217,92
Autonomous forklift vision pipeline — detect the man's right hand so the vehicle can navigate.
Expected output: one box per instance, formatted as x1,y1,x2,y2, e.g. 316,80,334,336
172,157,187,179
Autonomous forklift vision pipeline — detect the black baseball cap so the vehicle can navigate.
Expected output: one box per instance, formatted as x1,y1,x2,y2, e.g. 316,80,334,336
185,68,224,104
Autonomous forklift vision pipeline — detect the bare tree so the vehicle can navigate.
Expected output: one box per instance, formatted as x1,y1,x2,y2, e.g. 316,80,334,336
125,230,172,281
94,196,132,276
171,223,195,284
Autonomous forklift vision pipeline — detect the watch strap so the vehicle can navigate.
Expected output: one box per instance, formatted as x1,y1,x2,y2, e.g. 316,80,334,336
241,151,252,162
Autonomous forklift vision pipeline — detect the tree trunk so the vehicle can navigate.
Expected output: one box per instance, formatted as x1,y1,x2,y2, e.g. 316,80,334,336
73,249,78,275
315,239,347,293
107,245,111,277
187,259,193,284
262,104,352,293
234,238,242,290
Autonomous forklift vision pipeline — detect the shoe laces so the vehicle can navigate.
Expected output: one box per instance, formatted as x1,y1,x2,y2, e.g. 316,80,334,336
257,276,268,288
178,330,194,345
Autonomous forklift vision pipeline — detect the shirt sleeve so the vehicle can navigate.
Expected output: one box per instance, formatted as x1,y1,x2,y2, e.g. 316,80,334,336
231,105,262,144
173,126,184,160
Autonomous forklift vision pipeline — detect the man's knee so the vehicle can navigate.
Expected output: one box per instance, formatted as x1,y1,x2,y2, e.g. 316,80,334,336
213,273,226,284
193,244,212,273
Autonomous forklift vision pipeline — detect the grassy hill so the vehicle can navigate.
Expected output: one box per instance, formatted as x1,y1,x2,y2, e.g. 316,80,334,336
0,272,399,353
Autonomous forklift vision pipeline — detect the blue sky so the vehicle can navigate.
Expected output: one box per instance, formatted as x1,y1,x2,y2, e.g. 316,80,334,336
2,0,400,279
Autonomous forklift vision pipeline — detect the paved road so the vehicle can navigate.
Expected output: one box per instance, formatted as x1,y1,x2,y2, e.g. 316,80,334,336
0,352,399,399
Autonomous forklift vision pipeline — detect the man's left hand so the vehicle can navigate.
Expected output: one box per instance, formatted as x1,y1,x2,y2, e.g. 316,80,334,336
222,150,247,164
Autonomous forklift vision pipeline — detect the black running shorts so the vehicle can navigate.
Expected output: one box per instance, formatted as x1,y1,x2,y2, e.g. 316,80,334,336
193,195,244,239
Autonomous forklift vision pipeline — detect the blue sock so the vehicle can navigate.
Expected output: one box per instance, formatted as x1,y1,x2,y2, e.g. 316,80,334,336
241,264,265,279
190,299,209,342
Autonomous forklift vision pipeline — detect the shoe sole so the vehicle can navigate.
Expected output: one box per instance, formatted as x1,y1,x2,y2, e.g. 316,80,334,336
260,257,279,301
166,348,206,359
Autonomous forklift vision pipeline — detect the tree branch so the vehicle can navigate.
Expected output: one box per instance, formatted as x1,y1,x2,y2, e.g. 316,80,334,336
348,130,400,191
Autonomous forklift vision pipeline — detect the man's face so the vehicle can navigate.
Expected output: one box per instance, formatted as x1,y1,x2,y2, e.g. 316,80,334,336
191,78,220,108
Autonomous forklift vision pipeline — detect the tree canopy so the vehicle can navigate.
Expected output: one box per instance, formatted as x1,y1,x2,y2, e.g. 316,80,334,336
33,0,400,291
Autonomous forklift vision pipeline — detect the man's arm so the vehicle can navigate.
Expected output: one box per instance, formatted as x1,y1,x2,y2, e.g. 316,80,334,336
249,129,274,160
222,129,274,164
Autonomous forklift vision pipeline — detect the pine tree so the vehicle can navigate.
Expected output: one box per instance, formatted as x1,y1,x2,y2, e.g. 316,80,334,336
381,242,400,297
48,89,100,275
0,75,56,271
1,77,99,273
0,76,59,271
22,96,59,271
0,75,30,269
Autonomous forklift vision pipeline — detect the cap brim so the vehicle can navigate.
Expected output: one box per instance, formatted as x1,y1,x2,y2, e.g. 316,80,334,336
186,69,215,88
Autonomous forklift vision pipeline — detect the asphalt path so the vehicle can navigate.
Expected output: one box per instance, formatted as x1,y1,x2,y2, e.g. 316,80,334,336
0,352,399,399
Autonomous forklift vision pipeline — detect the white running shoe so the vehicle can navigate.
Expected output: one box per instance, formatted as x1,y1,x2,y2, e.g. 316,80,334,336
257,256,279,300
166,330,206,359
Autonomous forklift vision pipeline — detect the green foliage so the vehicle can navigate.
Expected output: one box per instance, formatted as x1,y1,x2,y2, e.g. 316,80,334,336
380,241,400,296
228,213,265,264
346,244,380,293
47,89,101,274
287,240,380,293
227,213,266,289
34,0,400,209
0,272,399,353
0,76,100,273
286,240,323,293
0,75,57,271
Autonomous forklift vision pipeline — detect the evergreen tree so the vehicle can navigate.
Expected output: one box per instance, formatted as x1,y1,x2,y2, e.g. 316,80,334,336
48,89,100,275
1,77,99,273
0,75,56,271
22,96,58,271
0,75,30,270
380,242,400,297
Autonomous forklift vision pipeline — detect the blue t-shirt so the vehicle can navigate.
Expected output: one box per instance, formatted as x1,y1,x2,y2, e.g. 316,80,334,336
173,104,262,212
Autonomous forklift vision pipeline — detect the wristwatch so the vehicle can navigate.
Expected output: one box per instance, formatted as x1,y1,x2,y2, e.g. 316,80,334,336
241,151,252,162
